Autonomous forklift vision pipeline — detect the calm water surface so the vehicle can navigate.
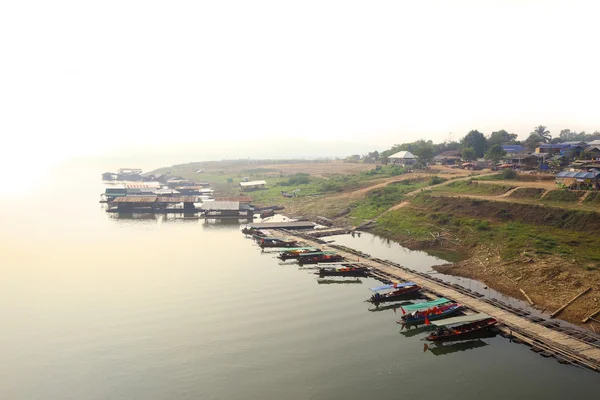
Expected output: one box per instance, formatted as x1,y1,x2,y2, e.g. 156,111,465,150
0,160,597,400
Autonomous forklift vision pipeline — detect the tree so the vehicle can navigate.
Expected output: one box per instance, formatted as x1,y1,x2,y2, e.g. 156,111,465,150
381,154,389,165
461,147,476,161
461,130,488,158
413,145,434,166
363,151,379,164
524,133,542,151
487,130,518,147
484,144,507,163
532,125,552,143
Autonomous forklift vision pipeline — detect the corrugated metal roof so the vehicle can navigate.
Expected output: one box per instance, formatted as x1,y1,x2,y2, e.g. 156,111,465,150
201,201,241,210
124,182,161,189
556,171,600,179
156,196,198,203
389,151,416,159
239,180,266,187
502,145,525,152
112,196,158,203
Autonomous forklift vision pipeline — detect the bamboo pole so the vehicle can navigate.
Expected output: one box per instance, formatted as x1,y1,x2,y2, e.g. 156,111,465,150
582,307,600,324
519,288,535,306
551,287,592,318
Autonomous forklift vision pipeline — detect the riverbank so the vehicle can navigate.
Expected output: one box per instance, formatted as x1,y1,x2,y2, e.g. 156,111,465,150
371,195,600,327
151,160,599,328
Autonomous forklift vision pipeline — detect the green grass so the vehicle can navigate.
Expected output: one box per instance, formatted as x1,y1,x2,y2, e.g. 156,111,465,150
349,179,428,219
376,203,600,269
509,188,545,199
436,180,514,196
542,190,584,202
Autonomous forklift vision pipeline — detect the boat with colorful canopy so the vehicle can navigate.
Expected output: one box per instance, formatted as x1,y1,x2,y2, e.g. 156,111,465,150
298,252,344,265
278,247,321,260
317,264,369,277
397,302,463,327
368,282,422,303
425,313,498,341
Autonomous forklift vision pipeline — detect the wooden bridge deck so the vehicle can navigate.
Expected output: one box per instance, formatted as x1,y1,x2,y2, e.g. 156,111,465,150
283,232,600,370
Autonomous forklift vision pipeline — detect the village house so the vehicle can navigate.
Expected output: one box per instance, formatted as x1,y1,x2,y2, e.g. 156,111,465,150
502,145,527,156
388,151,417,166
433,150,462,165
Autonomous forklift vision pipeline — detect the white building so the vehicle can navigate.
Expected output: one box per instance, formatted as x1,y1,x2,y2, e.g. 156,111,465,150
388,151,417,166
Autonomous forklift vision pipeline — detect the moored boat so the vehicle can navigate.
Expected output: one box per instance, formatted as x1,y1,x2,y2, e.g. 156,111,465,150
259,237,299,248
426,314,498,341
397,303,463,326
317,265,369,277
278,248,321,260
298,252,344,265
368,282,422,303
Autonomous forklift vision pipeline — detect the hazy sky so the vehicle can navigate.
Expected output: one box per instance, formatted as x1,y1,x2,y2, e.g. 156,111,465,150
2,0,600,169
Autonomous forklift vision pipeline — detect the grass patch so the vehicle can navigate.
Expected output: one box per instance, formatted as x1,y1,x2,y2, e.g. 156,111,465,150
509,188,545,199
583,192,600,204
349,179,427,219
439,180,514,196
542,190,584,202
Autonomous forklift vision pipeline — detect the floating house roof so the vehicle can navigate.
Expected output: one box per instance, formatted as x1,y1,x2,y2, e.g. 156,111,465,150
389,151,416,159
201,201,247,210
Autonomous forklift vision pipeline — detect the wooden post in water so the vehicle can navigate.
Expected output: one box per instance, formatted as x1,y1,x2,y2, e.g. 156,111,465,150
551,287,592,318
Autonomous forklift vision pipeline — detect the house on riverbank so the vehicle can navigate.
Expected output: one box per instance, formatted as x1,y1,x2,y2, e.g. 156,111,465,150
389,151,417,166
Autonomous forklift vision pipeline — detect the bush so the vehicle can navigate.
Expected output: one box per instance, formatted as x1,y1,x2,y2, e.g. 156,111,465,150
428,176,447,186
500,169,518,180
279,173,310,186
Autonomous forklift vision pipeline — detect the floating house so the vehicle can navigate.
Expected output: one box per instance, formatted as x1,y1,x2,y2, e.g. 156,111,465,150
200,201,254,218
108,196,199,213
239,180,267,191
388,151,417,166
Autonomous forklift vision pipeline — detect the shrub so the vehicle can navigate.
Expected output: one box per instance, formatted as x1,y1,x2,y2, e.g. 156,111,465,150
500,169,518,180
428,176,447,186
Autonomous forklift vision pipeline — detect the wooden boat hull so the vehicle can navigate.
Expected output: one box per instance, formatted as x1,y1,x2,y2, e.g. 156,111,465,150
369,286,422,303
398,305,463,325
317,268,369,277
259,241,298,248
299,256,344,265
426,318,498,341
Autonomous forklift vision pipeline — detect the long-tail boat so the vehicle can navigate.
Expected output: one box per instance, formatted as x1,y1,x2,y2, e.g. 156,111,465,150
298,252,344,265
368,282,421,303
317,265,369,277
397,303,463,327
260,209,275,218
258,238,298,248
426,313,498,341
278,248,320,260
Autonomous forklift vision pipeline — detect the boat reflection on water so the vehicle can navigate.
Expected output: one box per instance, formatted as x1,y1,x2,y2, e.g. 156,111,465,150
317,278,363,285
109,212,159,220
424,338,491,356
399,325,432,338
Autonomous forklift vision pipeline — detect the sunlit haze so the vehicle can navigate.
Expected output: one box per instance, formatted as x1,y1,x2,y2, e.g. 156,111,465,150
2,0,600,173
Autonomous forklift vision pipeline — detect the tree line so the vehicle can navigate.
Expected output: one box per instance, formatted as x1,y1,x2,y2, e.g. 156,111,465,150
348,126,600,165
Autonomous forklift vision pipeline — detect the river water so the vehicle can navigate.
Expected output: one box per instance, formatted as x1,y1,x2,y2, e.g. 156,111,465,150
0,160,597,400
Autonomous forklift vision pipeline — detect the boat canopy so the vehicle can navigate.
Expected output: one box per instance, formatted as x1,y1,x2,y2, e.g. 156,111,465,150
299,251,337,257
278,247,319,252
401,298,450,311
369,282,417,292
431,313,492,327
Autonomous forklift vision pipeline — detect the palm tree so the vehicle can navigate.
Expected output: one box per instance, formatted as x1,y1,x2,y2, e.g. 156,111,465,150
532,125,552,143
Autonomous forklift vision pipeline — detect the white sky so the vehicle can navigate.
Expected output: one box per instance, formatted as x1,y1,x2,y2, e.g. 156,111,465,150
2,0,600,170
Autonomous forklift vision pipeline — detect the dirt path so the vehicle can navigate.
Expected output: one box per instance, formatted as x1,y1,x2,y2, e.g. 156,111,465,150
380,172,499,215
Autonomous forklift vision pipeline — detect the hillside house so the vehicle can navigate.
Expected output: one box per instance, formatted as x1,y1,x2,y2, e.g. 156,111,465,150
388,151,417,166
